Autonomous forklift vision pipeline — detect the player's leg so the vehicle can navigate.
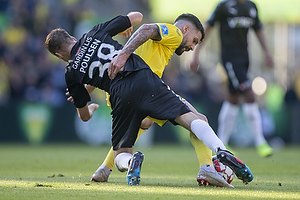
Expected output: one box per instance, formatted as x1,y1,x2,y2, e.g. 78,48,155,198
114,147,134,171
135,69,251,184
217,61,243,149
217,98,239,147
224,58,272,157
189,132,233,187
184,100,212,166
112,133,145,186
175,112,225,154
91,119,153,182
108,81,147,186
175,112,253,184
114,118,152,185
91,149,113,182
243,89,273,157
140,72,249,185
91,92,121,182
184,101,232,187
189,132,212,166
114,147,144,186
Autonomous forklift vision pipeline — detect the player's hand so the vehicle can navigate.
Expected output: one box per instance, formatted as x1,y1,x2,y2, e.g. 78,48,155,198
88,103,99,114
108,53,128,79
118,27,133,38
66,88,74,103
265,53,274,68
190,58,200,73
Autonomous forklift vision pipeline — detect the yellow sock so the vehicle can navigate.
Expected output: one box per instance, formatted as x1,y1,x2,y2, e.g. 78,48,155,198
190,132,212,166
102,128,147,170
102,146,114,169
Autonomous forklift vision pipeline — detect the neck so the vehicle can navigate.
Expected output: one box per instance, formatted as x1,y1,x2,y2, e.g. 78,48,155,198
62,41,76,62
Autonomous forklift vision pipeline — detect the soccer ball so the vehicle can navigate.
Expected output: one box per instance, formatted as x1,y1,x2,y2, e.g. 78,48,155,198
212,156,234,184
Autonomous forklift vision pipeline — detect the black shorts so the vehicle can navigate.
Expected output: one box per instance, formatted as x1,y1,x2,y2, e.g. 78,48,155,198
222,55,252,94
109,69,191,150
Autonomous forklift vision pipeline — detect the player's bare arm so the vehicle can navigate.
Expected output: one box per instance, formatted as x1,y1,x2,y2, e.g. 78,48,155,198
76,103,99,122
66,85,95,103
116,12,143,39
122,23,161,54
117,12,143,38
190,23,211,72
255,29,274,67
108,24,161,79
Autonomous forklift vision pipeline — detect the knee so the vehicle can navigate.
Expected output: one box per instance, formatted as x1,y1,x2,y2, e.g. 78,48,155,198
140,118,154,129
195,112,208,123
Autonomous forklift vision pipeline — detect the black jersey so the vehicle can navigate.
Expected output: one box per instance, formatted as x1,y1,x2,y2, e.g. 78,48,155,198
65,15,149,108
63,15,191,150
207,0,262,57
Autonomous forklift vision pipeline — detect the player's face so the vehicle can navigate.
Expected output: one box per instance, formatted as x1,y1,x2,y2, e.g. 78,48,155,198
175,29,202,55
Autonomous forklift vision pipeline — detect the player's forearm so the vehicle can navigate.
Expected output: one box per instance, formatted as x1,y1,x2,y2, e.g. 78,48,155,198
192,43,202,60
121,24,159,57
77,105,91,122
255,29,274,66
108,23,160,79
255,29,270,54
192,24,211,60
77,103,99,122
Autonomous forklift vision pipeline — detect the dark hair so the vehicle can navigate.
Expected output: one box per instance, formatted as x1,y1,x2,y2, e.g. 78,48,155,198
175,13,205,42
45,28,73,55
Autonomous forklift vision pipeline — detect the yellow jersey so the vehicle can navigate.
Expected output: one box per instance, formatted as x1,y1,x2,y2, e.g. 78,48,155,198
135,23,183,78
107,23,183,126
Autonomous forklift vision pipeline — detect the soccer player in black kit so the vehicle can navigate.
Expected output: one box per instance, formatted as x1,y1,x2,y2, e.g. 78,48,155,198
45,11,253,186
191,0,274,157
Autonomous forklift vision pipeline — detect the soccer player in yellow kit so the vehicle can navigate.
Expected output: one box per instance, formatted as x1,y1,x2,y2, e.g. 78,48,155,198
90,14,232,187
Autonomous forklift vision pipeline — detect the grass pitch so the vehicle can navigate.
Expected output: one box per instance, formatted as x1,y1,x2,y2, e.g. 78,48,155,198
0,143,300,200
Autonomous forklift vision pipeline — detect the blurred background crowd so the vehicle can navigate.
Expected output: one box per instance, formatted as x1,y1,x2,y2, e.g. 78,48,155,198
0,0,299,147
0,0,150,106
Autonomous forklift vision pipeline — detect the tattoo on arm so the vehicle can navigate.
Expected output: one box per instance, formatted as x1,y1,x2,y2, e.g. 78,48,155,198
121,24,160,56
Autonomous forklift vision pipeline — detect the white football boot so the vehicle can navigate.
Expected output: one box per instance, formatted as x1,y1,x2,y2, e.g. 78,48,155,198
91,165,112,182
197,164,234,188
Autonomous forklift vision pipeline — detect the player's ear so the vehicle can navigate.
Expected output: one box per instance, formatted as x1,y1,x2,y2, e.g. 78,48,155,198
71,36,77,42
182,25,189,34
55,52,63,59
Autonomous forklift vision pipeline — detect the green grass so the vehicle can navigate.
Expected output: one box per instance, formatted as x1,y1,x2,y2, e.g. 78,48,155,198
0,144,300,200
